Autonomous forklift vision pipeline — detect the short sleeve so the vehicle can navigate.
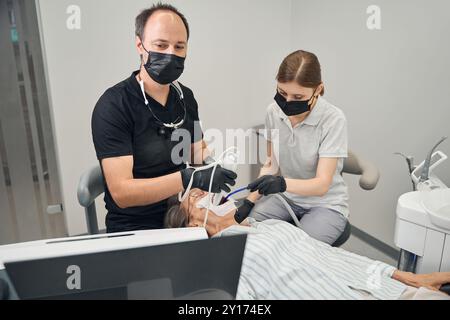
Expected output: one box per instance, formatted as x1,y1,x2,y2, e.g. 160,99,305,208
91,90,134,160
263,105,275,142
319,115,348,158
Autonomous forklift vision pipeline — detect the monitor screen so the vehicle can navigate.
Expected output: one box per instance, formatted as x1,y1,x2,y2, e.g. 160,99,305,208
4,234,246,300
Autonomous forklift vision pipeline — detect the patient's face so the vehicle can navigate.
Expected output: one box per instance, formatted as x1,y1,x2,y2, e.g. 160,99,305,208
181,189,209,227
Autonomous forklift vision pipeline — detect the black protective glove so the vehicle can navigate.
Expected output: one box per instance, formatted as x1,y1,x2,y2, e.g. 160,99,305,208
234,199,255,223
181,165,237,193
247,175,287,196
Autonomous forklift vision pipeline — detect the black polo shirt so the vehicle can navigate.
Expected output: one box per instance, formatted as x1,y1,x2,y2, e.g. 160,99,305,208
91,71,202,233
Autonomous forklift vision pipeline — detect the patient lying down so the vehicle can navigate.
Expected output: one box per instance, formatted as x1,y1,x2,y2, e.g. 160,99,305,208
165,189,450,300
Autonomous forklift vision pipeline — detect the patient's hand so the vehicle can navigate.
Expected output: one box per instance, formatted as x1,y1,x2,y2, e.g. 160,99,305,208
392,271,450,291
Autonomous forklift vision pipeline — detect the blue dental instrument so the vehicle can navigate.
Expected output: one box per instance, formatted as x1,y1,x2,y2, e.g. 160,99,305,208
224,186,248,201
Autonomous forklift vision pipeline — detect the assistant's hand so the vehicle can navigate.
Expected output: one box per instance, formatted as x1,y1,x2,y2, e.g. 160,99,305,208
181,165,237,193
247,175,287,196
234,199,255,223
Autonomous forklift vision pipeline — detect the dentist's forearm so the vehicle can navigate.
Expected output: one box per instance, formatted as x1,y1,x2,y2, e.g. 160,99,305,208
285,177,330,197
191,140,212,165
112,172,183,209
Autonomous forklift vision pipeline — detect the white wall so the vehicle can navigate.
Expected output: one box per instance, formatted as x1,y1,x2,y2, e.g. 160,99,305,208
289,0,450,247
38,0,450,246
37,0,292,235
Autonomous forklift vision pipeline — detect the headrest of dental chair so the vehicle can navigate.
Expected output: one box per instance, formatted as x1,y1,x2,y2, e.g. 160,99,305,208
342,150,380,191
77,164,104,208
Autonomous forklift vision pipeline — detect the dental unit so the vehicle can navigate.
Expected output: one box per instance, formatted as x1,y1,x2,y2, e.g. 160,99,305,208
395,136,450,274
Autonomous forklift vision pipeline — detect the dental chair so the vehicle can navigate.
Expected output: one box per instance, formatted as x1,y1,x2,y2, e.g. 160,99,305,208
77,164,104,234
273,150,380,247
77,151,380,240
332,149,380,246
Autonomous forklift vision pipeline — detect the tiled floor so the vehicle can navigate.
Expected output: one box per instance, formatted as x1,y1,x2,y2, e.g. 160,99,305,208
341,234,398,267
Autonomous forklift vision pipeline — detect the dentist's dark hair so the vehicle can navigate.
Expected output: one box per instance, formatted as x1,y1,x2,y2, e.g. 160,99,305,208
277,50,325,95
135,2,190,41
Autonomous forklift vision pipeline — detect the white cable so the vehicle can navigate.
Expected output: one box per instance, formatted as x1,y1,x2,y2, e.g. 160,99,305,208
139,78,185,128
202,163,219,228
138,79,149,105
274,194,302,227
178,147,238,228
178,161,217,202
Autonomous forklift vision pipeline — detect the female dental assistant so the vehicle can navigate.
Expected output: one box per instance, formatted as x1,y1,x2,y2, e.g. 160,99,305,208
247,50,349,245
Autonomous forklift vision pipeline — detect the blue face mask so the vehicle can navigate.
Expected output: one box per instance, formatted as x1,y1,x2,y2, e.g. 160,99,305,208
141,43,185,85
274,91,315,116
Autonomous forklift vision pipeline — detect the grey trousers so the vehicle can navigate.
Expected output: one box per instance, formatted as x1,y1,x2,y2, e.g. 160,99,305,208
249,195,348,245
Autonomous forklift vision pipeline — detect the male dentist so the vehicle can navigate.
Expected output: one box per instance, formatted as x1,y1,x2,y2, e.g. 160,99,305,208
92,3,236,233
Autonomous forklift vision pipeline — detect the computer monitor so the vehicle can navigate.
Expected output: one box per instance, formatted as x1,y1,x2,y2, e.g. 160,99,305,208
3,234,247,300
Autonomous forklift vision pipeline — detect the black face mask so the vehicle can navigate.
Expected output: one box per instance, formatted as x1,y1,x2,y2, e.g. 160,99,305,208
142,44,185,85
274,91,315,116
